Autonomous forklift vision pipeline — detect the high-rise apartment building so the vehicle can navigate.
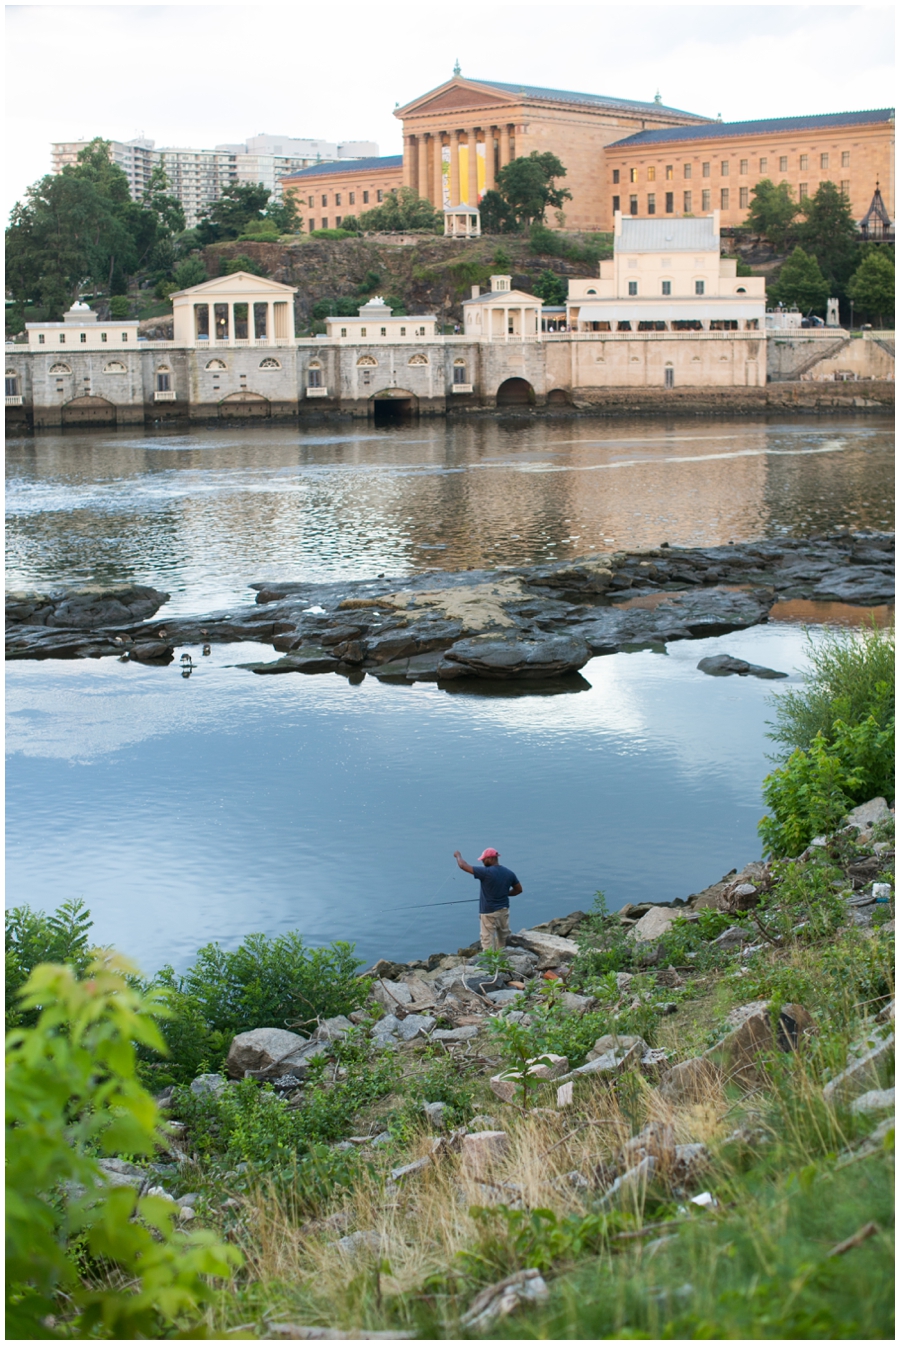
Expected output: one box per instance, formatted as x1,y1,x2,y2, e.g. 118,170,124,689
51,137,158,200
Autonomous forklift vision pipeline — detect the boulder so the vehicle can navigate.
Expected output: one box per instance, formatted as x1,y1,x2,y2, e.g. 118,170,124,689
697,654,787,679
5,584,170,630
371,1013,403,1041
629,906,682,943
437,632,591,680
598,1155,658,1208
190,1072,228,1096
823,1030,894,1105
371,979,414,1010
508,928,579,962
245,648,340,674
422,1101,449,1128
706,1002,816,1087
557,991,597,1013
588,1033,647,1062
313,1015,354,1042
462,1130,509,1178
394,1013,436,1041
460,1268,550,1330
655,1056,722,1104
849,1087,895,1115
97,1158,145,1188
431,1026,479,1042
845,797,892,831
621,1122,676,1166
225,1028,312,1080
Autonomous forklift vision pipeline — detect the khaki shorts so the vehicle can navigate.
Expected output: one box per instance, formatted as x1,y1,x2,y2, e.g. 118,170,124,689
480,908,510,951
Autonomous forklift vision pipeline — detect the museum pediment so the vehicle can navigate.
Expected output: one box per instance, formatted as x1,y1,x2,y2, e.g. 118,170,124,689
396,79,516,120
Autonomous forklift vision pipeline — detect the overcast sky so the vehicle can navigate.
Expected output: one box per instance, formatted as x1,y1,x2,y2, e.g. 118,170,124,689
5,2,895,221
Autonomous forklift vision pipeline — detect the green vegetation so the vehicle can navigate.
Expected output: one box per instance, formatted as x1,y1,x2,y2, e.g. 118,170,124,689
195,182,299,246
796,181,861,298
531,268,568,305
848,248,895,326
219,253,268,277
746,179,800,251
5,897,94,1028
480,152,572,233
768,245,829,313
358,186,442,234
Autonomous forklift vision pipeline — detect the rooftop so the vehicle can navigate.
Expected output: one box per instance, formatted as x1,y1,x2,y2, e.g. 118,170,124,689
470,78,709,121
617,215,719,253
608,107,895,148
281,154,403,180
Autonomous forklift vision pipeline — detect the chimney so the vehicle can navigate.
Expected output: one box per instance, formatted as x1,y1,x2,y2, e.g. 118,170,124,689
471,284,480,298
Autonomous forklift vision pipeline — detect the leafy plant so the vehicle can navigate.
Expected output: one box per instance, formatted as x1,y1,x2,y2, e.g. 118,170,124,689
487,1016,556,1108
746,178,799,250
847,248,895,326
531,268,567,305
6,955,240,1338
358,187,442,234
476,947,513,976
220,253,267,276
769,245,829,313
460,1204,616,1281
6,897,94,1028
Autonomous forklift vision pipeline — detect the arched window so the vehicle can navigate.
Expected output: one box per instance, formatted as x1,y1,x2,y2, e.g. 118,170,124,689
307,360,323,388
356,355,378,367
259,357,281,370
453,358,467,386
104,361,127,374
156,366,172,393
736,286,746,293
206,358,227,370
6,369,20,398
408,353,428,366
586,288,597,295
49,363,71,375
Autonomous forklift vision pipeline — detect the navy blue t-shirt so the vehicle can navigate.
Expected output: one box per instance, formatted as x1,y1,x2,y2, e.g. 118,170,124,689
473,863,519,913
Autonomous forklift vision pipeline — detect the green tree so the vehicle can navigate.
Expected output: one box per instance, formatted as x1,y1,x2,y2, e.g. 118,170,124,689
531,268,567,305
196,182,294,244
847,248,895,326
172,256,208,289
495,152,572,229
797,180,860,296
220,252,268,276
479,189,517,234
746,179,800,250
358,186,442,233
769,245,829,313
6,955,240,1336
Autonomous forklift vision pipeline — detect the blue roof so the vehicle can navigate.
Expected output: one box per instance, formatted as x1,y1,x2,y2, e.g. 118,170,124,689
608,108,894,148
473,78,708,121
282,155,402,179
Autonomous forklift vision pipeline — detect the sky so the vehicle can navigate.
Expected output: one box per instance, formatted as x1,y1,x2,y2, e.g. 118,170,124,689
4,2,895,221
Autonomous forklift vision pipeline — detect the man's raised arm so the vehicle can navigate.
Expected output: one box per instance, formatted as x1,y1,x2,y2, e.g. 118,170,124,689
453,850,475,875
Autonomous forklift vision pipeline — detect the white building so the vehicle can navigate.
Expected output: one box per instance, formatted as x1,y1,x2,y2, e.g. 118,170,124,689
324,297,439,342
51,137,158,201
462,275,543,342
567,211,766,332
25,300,139,350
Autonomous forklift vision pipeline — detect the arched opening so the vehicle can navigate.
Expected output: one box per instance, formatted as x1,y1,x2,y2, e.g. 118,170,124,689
371,389,418,424
218,391,270,419
547,388,570,406
61,394,116,426
496,377,535,407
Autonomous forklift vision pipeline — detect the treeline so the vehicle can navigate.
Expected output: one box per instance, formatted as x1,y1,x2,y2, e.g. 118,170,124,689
746,178,894,323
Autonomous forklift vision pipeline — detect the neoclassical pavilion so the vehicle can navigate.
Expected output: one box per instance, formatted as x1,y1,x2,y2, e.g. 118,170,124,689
170,272,297,346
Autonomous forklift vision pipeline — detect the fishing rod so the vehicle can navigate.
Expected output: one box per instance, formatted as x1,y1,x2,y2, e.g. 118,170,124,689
384,896,480,913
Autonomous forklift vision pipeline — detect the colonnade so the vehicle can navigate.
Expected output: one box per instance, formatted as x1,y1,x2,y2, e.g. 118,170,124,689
191,301,291,345
402,124,516,207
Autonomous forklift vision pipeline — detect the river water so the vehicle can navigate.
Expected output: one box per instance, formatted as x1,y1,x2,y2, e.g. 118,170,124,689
6,415,894,974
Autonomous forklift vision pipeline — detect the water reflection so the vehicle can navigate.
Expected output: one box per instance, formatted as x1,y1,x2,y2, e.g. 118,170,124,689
6,417,893,615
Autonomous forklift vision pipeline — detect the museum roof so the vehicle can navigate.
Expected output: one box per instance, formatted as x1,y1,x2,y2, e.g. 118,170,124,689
608,108,895,148
282,155,402,179
473,78,708,120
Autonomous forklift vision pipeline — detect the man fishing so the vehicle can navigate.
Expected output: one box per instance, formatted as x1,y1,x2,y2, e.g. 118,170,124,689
453,847,523,951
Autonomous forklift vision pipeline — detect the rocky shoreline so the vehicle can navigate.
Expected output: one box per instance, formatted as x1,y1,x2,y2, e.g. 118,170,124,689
6,531,894,682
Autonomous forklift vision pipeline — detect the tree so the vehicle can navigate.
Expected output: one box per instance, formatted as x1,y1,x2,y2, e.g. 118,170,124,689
847,248,895,326
531,269,567,305
220,253,268,276
358,187,442,233
769,245,829,313
494,152,572,230
172,256,208,289
797,180,860,296
479,189,517,234
745,179,800,250
196,182,289,244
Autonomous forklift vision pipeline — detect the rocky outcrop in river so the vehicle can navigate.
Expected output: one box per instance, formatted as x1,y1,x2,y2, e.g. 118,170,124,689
6,532,893,682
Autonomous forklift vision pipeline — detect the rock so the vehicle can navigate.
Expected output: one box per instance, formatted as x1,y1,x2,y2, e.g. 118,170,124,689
337,1230,382,1258
463,972,508,996
505,952,539,978
598,1155,658,1207
460,1268,550,1330
371,978,414,1010
268,1328,413,1341
431,1026,479,1042
130,641,174,663
697,654,787,679
5,584,170,629
371,1013,403,1041
622,1122,676,1166
557,991,597,1013
655,966,684,988
468,1114,499,1132
462,1130,509,1178
577,587,774,653
146,1185,178,1203
672,1143,710,1186
312,1015,354,1043
225,1028,312,1080
423,1101,449,1128
615,972,634,991
655,1056,722,1104
369,1131,392,1147
508,928,579,962
394,1013,436,1041
629,906,681,942
823,1030,895,1105
849,1087,895,1115
177,1205,196,1221
486,988,523,1005
97,1158,145,1188
438,632,591,680
587,1033,647,1062
176,1192,200,1208
558,1036,646,1084
245,647,340,674
713,925,748,949
707,1003,816,1087
845,798,892,831
390,1157,432,1181
190,1072,228,1096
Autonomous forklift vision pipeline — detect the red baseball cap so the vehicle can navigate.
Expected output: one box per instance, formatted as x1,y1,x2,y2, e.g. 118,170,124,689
478,848,499,860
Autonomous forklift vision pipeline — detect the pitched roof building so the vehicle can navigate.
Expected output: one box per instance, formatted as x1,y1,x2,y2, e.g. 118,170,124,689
281,155,404,231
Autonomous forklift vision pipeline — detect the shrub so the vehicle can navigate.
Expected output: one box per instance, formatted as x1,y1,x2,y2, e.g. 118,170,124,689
308,228,355,241
108,295,130,318
531,268,567,305
768,624,894,756
5,897,93,1028
220,253,267,276
5,956,240,1338
172,255,208,289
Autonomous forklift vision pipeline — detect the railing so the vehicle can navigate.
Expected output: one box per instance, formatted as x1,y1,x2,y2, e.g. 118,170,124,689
545,329,764,341
6,394,24,406
154,390,177,401
201,337,292,348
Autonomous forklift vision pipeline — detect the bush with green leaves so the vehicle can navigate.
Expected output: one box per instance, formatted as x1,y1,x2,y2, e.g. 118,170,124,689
769,244,829,313
108,294,130,318
847,247,894,326
6,955,240,1338
220,253,267,277
149,932,368,1086
6,897,94,1029
531,268,567,305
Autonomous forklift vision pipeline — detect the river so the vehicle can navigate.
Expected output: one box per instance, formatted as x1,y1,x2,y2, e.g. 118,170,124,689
5,414,893,974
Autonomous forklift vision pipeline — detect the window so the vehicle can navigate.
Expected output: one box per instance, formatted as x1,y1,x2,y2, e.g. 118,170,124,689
335,193,342,205
259,357,281,369
349,191,355,204
647,193,656,214
799,183,808,200
702,161,710,177
720,188,729,209
779,155,788,172
59,334,66,343
321,218,328,228
156,371,171,392
665,192,673,213
49,362,71,373
647,165,656,181
38,334,45,344
739,186,749,208
321,194,327,206
841,150,850,167
377,190,383,202
661,279,671,296
628,280,638,295
205,359,226,370
121,332,128,342
453,362,467,383
841,179,850,196
665,165,673,180
721,161,729,176
104,360,127,373
819,153,829,170
380,327,386,336
360,327,367,337
612,194,620,213
683,190,692,212
629,195,638,215
308,365,322,387
101,333,107,343
629,167,637,182
695,280,705,295
362,191,369,204
309,219,315,231
80,332,87,343
683,163,692,179
340,327,347,337
612,169,620,184
399,326,406,336
799,154,808,170
336,216,341,226
759,157,768,172
308,195,313,207
6,373,20,396
664,366,674,389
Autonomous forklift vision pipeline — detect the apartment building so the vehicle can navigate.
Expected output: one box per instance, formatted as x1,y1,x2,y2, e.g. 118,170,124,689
51,136,158,200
